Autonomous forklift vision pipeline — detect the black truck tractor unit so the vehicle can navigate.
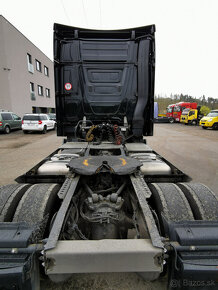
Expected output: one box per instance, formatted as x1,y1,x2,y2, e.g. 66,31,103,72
0,24,217,290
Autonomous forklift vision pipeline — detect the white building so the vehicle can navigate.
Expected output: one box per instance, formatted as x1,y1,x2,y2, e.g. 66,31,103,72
0,15,55,117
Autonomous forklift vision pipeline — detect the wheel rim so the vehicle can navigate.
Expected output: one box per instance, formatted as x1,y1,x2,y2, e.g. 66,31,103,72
5,126,10,133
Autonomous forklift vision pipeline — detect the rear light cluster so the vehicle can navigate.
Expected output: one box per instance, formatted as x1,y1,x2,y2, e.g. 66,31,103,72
0,122,2,126
22,120,42,124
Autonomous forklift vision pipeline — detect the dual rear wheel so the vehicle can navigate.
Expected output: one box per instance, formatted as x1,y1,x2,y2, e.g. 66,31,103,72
149,182,218,286
149,182,218,226
0,183,60,290
0,183,60,234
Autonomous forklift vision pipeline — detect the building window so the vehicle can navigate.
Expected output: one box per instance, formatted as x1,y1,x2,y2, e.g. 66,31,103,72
30,82,34,92
38,85,43,96
30,82,36,100
45,88,50,98
27,54,32,64
27,53,34,73
44,66,49,76
36,60,42,72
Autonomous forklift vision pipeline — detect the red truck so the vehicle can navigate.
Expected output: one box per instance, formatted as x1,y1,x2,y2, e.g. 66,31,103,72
172,102,197,122
166,104,176,123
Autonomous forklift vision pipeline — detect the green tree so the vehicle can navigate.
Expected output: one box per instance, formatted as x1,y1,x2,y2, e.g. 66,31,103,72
200,105,210,116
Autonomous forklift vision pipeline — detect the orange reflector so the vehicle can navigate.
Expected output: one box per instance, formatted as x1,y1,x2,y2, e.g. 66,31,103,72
83,159,89,166
120,158,127,166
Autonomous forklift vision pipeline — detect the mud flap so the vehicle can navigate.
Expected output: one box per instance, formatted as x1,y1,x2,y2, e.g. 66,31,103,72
0,222,41,290
166,221,218,290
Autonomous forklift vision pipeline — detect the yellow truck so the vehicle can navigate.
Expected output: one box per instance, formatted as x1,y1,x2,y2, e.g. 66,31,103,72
199,110,218,129
180,108,201,125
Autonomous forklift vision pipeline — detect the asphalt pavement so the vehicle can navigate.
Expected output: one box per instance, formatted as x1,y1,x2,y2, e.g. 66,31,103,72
0,129,62,186
147,123,218,193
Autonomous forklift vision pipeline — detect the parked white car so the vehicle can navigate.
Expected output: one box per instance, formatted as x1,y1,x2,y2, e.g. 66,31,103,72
22,114,56,134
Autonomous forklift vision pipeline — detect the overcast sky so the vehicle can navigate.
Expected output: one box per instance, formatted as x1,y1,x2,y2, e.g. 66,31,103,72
1,0,218,99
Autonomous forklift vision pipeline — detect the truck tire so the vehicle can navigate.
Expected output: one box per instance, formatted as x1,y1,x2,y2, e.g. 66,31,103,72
4,125,10,134
178,183,218,220
0,184,30,222
13,183,60,238
149,183,194,233
191,120,197,125
169,118,175,124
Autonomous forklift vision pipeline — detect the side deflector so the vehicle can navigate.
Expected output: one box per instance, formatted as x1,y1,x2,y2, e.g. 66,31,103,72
54,24,155,138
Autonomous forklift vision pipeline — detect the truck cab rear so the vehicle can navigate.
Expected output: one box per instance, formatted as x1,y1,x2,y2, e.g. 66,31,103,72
0,24,217,290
